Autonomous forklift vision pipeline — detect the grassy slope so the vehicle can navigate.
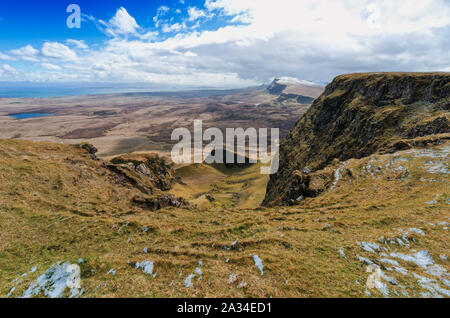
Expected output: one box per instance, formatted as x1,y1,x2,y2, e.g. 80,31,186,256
171,163,269,210
0,138,448,298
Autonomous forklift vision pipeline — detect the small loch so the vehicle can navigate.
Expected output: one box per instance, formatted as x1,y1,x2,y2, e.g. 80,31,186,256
9,113,56,119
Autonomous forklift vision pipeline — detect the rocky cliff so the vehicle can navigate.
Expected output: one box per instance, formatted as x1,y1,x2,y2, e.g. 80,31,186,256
267,77,324,104
263,72,450,206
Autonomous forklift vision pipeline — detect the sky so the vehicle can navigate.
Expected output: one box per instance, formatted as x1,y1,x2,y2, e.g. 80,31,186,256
0,0,449,88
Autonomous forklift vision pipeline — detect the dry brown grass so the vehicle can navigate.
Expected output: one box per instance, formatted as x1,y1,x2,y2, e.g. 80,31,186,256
0,139,448,298
0,88,311,157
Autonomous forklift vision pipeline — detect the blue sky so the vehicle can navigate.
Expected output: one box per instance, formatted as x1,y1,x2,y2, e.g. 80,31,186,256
0,0,449,87
0,0,231,49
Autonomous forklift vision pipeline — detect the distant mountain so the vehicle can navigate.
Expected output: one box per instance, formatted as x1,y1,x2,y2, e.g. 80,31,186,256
267,77,324,104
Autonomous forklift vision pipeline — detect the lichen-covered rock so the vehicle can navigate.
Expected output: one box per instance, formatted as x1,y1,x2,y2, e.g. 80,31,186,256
264,73,450,206
109,153,176,192
106,154,191,211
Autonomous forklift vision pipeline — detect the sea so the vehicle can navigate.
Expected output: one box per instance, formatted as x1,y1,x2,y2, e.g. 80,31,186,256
0,85,163,98
0,82,237,98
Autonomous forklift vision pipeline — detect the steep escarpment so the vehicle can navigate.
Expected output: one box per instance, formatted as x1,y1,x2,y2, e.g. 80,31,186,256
263,72,450,206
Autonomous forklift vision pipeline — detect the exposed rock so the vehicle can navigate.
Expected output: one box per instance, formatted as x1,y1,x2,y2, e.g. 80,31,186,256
264,73,450,206
79,143,98,160
407,116,449,138
22,262,82,298
365,265,391,297
387,134,450,153
135,261,154,276
107,154,190,211
267,80,287,95
109,153,177,192
267,77,324,99
79,143,98,154
253,254,264,275
132,194,189,211
286,170,319,204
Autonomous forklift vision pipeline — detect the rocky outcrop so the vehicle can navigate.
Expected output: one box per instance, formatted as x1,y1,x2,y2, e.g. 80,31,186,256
79,143,99,160
285,170,317,203
132,194,189,211
108,153,189,210
109,154,176,192
406,116,448,138
263,72,450,206
79,143,98,155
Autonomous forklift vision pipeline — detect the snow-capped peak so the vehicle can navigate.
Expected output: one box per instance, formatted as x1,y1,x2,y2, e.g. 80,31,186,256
276,77,318,87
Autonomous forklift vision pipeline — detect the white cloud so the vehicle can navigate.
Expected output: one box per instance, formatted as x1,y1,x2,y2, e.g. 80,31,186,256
41,42,77,61
139,31,159,41
1,1,449,86
3,64,17,74
162,23,185,33
153,5,170,27
41,63,62,70
183,51,198,57
205,0,253,22
66,39,89,50
104,7,140,37
187,7,213,21
0,51,16,61
202,0,450,37
9,45,39,62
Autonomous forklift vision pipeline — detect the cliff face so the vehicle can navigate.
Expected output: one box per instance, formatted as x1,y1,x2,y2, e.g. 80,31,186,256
263,72,450,206
267,77,324,104
267,79,288,95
